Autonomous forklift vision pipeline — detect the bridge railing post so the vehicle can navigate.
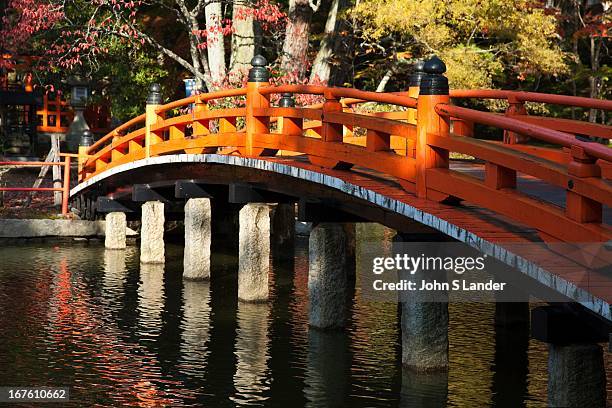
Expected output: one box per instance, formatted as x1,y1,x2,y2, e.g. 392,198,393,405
185,96,211,154
340,99,354,139
306,90,352,169
279,92,302,134
452,118,474,137
322,90,343,143
503,94,528,144
61,154,71,216
192,96,209,138
77,129,93,182
407,60,424,126
415,56,450,199
566,145,602,223
245,55,272,156
145,83,163,158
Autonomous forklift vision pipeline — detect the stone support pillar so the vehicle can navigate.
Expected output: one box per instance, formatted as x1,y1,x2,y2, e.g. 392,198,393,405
308,223,347,329
140,201,165,264
183,198,212,280
105,212,127,250
238,203,271,302
548,343,605,407
394,232,448,371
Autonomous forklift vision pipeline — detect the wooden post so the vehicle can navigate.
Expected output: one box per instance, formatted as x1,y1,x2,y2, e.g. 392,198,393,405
278,93,302,155
278,93,301,134
366,129,390,152
61,155,71,216
503,95,528,144
341,100,354,139
415,56,450,199
145,84,163,158
485,162,517,190
187,96,213,154
307,90,352,170
244,55,275,156
321,91,343,143
566,145,602,223
452,118,474,137
192,97,210,138
78,130,93,182
77,144,89,182
407,60,424,125
51,134,62,205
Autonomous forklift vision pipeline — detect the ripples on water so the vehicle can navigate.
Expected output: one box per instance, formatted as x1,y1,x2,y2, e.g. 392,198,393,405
0,225,600,407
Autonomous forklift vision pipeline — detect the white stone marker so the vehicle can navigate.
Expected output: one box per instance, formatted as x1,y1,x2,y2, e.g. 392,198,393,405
183,198,212,280
105,212,127,249
140,201,165,264
238,203,271,302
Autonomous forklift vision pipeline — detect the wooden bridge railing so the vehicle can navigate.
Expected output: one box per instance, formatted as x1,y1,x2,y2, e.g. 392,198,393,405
0,154,73,215
78,55,611,243
448,89,612,144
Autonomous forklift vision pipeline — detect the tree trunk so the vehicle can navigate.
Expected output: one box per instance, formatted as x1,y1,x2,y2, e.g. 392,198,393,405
309,0,340,84
588,36,601,123
281,0,312,79
230,0,255,78
205,1,227,88
328,0,354,87
376,67,394,92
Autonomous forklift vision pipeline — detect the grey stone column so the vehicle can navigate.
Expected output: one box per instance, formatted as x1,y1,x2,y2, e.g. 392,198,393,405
140,201,165,264
105,212,127,249
238,203,271,302
308,223,347,329
183,198,212,280
395,233,448,372
548,343,605,407
400,298,449,371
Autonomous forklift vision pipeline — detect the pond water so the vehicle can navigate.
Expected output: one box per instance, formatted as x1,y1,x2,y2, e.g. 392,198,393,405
0,224,580,407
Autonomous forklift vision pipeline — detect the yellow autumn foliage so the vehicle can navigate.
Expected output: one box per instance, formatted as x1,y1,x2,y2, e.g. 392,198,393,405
353,0,568,89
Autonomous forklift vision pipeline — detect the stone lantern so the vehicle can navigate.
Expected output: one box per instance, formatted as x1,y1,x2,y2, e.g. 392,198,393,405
66,76,91,152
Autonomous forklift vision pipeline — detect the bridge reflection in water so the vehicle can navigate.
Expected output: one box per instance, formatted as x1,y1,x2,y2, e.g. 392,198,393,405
0,227,582,407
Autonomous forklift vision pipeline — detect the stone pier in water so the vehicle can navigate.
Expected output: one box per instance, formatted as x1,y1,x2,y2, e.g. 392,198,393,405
308,223,348,329
238,203,271,302
105,212,127,250
140,201,165,264
183,198,212,280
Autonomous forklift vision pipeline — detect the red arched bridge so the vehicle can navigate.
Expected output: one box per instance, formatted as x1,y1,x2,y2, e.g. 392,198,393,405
68,56,611,320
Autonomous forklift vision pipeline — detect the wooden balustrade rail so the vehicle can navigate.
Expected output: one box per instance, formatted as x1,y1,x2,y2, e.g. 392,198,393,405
0,157,72,215
79,81,611,243
450,89,612,111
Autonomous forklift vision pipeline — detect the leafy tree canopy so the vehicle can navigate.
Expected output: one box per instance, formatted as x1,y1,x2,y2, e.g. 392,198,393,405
352,0,568,89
